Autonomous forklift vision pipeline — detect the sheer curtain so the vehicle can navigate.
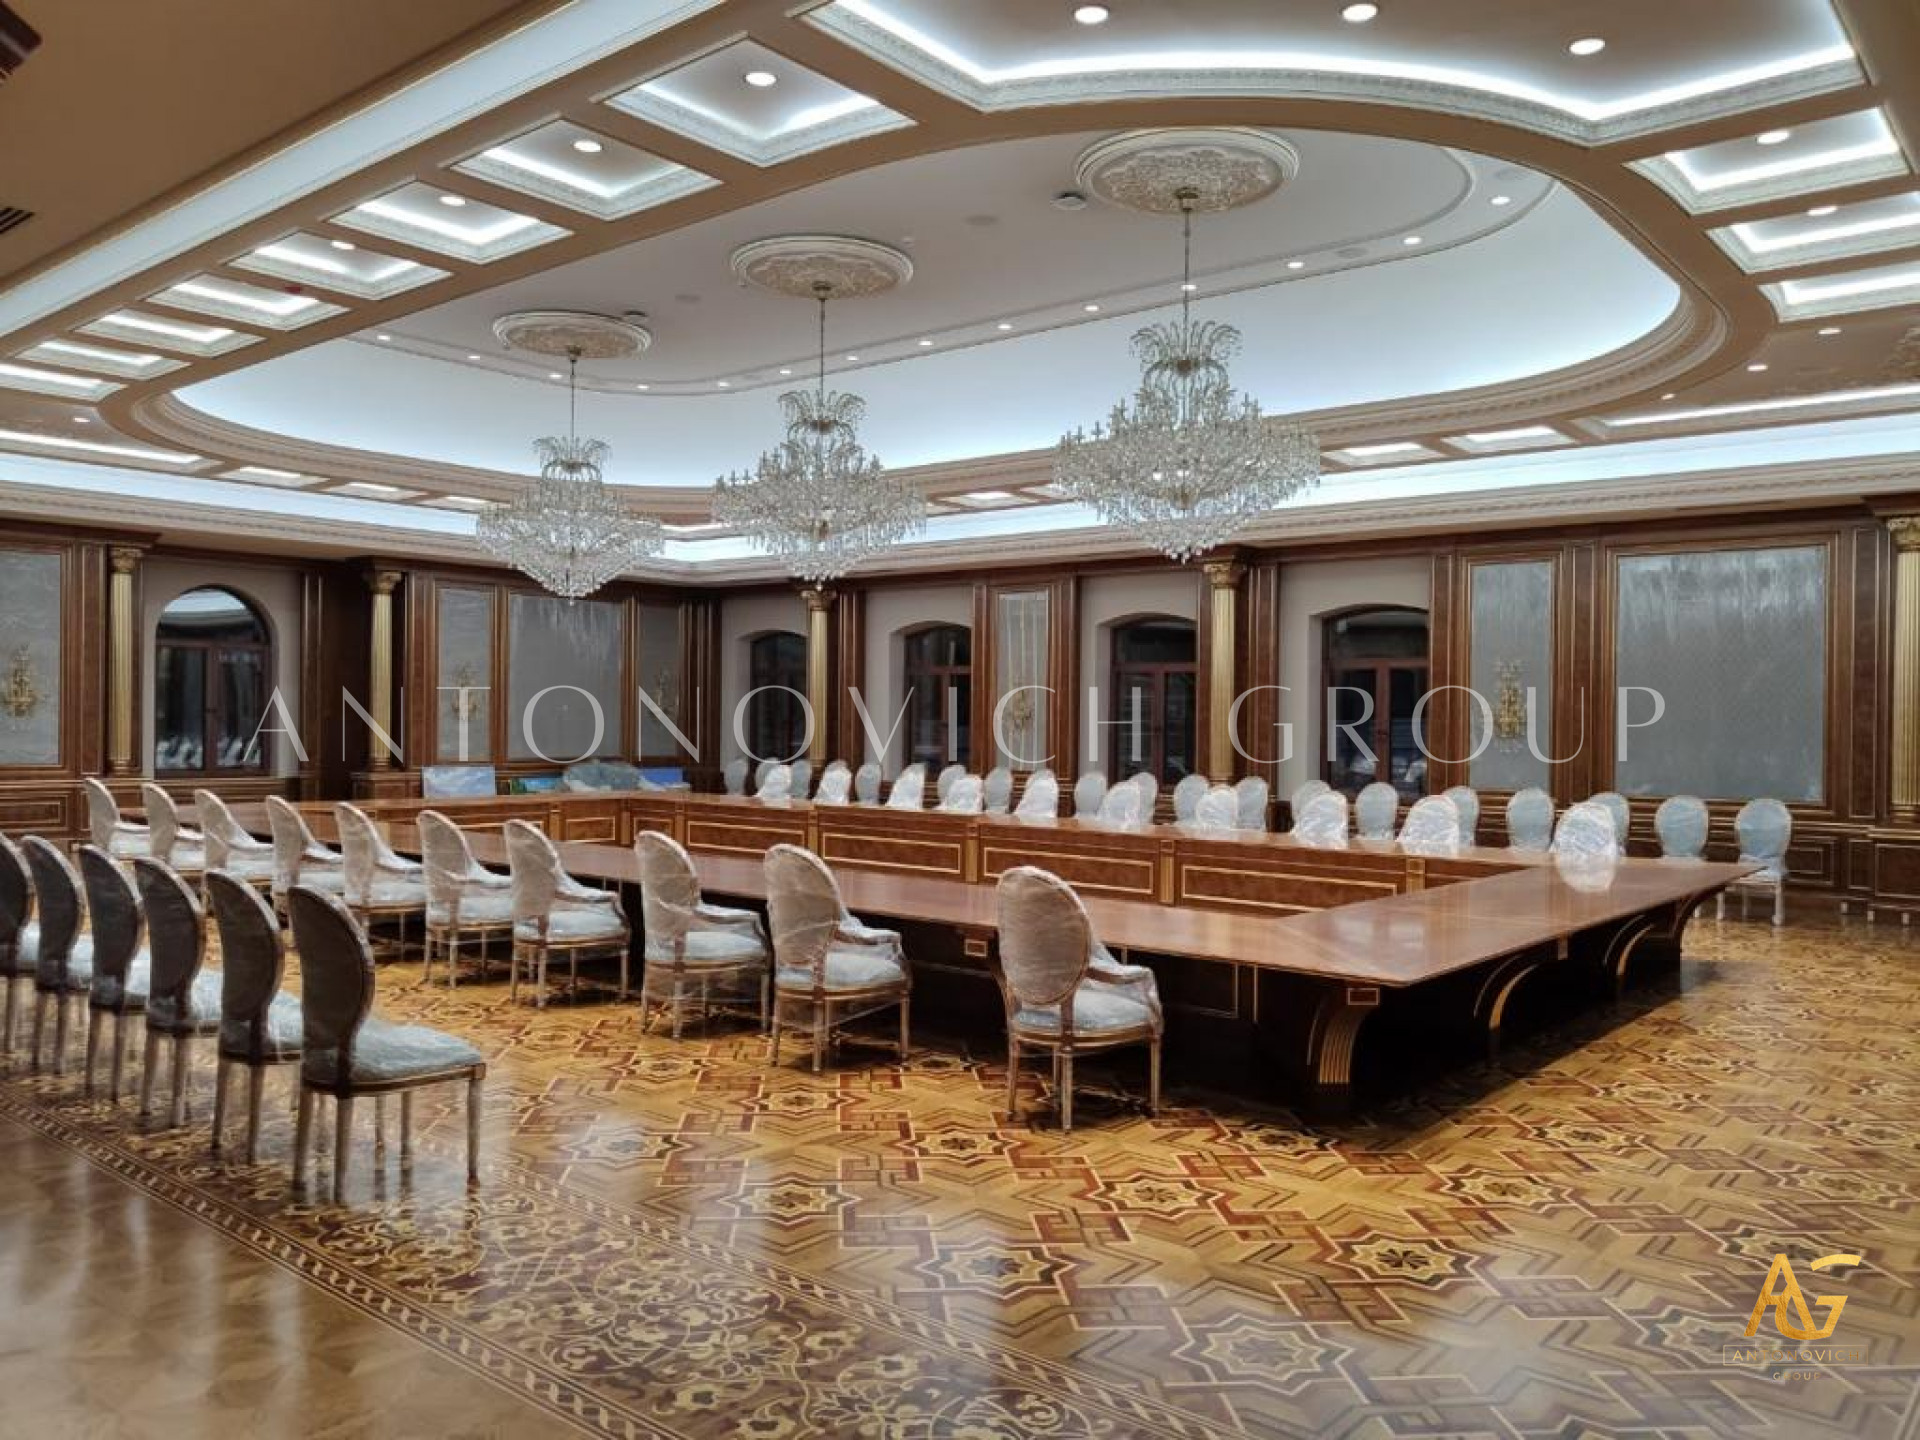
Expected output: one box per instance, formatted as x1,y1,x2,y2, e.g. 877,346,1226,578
994,590,1050,771
435,586,494,763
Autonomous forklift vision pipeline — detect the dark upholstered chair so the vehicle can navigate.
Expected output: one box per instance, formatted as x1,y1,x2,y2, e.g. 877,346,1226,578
287,886,485,1202
132,858,222,1128
78,845,151,1100
22,837,92,1073
764,844,910,1073
0,833,32,1056
206,871,303,1162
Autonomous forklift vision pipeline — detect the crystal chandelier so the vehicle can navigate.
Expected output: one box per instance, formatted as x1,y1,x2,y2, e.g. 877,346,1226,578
475,349,662,600
713,282,925,584
1054,187,1320,563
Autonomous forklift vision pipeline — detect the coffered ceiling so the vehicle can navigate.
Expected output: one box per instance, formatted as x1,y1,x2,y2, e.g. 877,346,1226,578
0,0,1916,581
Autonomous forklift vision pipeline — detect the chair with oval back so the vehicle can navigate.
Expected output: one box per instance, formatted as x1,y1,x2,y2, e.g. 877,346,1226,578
504,820,630,1008
83,777,149,859
1655,795,1709,861
1398,795,1463,855
1293,792,1350,847
1129,772,1160,820
23,837,91,1073
764,845,910,1073
1095,781,1144,828
1072,771,1108,819
1721,798,1792,926
753,758,778,793
1289,779,1332,830
939,774,985,814
206,870,303,1162
418,811,515,989
1442,785,1480,845
885,763,928,811
193,789,275,890
1354,782,1400,840
853,762,882,805
722,758,749,796
1233,776,1271,832
141,783,206,877
755,763,795,804
286,886,485,1202
935,763,967,804
1586,791,1632,847
635,831,770,1039
335,802,428,956
1551,802,1622,862
814,761,853,806
78,845,150,1101
0,833,32,1055
265,796,346,917
132,858,223,1128
790,759,813,800
997,866,1161,1132
1184,785,1239,833
983,766,1015,815
1014,771,1060,821
1505,788,1555,853
1172,774,1209,823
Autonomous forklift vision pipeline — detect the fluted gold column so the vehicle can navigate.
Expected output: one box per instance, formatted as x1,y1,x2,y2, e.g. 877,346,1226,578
1203,558,1244,783
367,569,403,770
107,546,142,774
1891,518,1920,818
801,586,833,766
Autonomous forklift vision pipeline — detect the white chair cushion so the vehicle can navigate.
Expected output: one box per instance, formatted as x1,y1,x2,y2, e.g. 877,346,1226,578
646,928,767,968
428,891,517,928
515,907,627,943
304,1018,482,1086
1014,982,1154,1036
776,945,907,992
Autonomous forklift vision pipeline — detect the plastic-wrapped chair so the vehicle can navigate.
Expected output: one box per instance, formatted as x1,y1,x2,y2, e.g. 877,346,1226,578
1172,774,1209,823
756,764,795,804
335,803,427,953
814,762,853,805
1184,785,1239,833
1721,798,1791,926
764,844,910,1072
1398,795,1462,855
0,833,31,1056
1586,790,1631,846
984,767,1014,815
504,819,630,1008
132,858,223,1129
23,837,91,1073
1293,792,1350,848
935,763,967,804
723,758,749,796
754,759,779,793
205,871,303,1162
1443,785,1480,845
997,866,1161,1132
418,811,515,988
78,846,150,1100
1095,781,1144,828
83,776,149,859
635,832,770,1038
194,789,275,889
1555,850,1619,894
1130,772,1160,819
939,774,985,814
1014,772,1060,821
1073,772,1108,819
265,796,346,915
1355,782,1399,840
790,759,813,800
1551,801,1622,861
1506,788,1554,853
1655,795,1709,861
1289,779,1332,829
886,763,928,811
286,886,485,1202
1235,776,1271,831
141,783,206,876
853,762,882,805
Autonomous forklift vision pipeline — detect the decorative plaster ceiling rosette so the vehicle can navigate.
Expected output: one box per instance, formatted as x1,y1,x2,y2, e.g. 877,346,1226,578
729,235,915,299
490,310,652,358
1075,128,1300,214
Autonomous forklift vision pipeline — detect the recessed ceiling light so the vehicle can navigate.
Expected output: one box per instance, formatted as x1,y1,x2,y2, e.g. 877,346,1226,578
1808,204,1838,217
1341,3,1378,21
743,69,778,87
376,333,392,342
717,379,731,387
1817,325,1843,336
1490,195,1512,206
1747,362,1769,372
1757,129,1793,146
72,415,91,425
330,239,356,251
845,354,860,361
1180,281,1198,292
779,367,792,375
548,371,563,380
1403,235,1423,246
1661,392,1677,400
916,338,933,347
572,138,604,154
1073,4,1111,24
438,194,468,207
996,321,1014,330
1568,37,1606,56
466,353,481,361
1083,302,1101,312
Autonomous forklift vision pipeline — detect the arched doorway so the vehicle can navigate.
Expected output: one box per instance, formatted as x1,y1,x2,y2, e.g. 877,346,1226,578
154,586,273,775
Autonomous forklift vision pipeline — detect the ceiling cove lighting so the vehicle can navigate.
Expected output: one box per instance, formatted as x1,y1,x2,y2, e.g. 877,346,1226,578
0,361,119,398
1607,382,1920,427
0,427,200,464
1756,129,1793,145
1461,426,1561,445
1808,204,1838,216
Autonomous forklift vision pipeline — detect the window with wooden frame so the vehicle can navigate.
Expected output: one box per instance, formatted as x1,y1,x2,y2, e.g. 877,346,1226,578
154,587,272,775
1107,617,1197,785
901,623,972,769
746,631,808,761
1321,605,1430,799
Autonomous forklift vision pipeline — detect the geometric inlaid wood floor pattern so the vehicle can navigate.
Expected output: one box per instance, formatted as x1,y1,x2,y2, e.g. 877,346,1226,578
2,911,1917,1439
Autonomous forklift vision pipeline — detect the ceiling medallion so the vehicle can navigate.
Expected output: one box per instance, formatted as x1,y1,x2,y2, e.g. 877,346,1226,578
1074,128,1300,215
729,235,914,300
490,309,652,359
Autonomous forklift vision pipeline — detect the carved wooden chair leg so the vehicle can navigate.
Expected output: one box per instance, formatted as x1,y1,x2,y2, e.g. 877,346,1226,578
333,1095,354,1204
211,1058,230,1152
292,1087,313,1190
245,1066,266,1164
466,1075,483,1185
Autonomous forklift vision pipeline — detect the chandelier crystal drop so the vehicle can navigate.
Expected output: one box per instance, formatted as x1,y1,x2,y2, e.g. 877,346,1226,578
475,351,662,600
712,282,925,584
1054,187,1320,563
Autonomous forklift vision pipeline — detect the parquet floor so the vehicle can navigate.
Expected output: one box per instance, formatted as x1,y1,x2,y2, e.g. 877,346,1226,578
2,909,1917,1439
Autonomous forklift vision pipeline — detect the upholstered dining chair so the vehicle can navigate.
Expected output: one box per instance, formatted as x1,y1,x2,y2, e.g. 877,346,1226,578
1129,771,1160,819
983,766,1014,815
935,763,967,805
503,820,630,1008
754,758,778,793
1095,780,1144,828
286,886,485,1202
814,761,853,805
265,796,346,915
723,758,749,795
193,789,275,890
205,871,303,1162
141,783,206,877
1072,771,1107,819
996,866,1161,1132
756,763,795,803
1551,802,1621,862
886,763,928,811
1293,792,1350,847
1172,774,1208,823
335,802,428,954
790,759,813,800
78,845,150,1101
1234,776,1271,831
1398,796,1463,855
132,857,223,1129
1586,790,1632,846
83,776,149,859
635,831,770,1038
0,833,31,1055
853,762,882,805
1184,785,1239,832
1505,788,1554,852
1655,795,1709,861
764,844,910,1073
1014,771,1061,821
1289,779,1332,829
1355,782,1399,840
23,837,91,1073
938,774,985,814
1721,798,1791,926
1442,785,1480,844
418,811,516,989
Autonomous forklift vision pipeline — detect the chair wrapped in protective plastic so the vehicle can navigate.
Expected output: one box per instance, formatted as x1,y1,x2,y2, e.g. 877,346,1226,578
756,763,795,804
1720,798,1791,926
722,758,749,795
764,844,909,1073
1289,779,1331,829
1355,782,1399,840
853,762,881,805
504,819,630,1007
1442,785,1480,845
1398,795,1462,855
1293,792,1350,848
194,788,275,889
206,870,303,1162
141,782,206,876
754,758,779,793
997,866,1161,1132
83,776,149,859
1130,772,1160,819
636,831,769,1039
334,802,427,952
286,885,485,1202
0,833,32,1056
1183,785,1239,833
1551,801,1621,862
79,845,150,1101
265,796,346,914
418,810,515,988
1072,771,1107,819
983,766,1014,815
814,761,853,805
939,774,984,814
1506,788,1554,852
132,857,223,1129
935,763,967,804
1234,776,1271,831
1655,795,1709,861
885,763,928,811
790,759,813,799
1172,774,1208,823
1014,771,1060,821
1095,781,1144,828
23,837,91,1073
1586,790,1631,846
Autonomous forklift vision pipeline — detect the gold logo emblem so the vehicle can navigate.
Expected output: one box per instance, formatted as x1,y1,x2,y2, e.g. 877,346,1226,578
1744,1253,1861,1341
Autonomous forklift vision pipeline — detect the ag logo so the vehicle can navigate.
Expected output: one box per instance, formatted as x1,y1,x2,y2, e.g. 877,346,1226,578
1744,1253,1862,1341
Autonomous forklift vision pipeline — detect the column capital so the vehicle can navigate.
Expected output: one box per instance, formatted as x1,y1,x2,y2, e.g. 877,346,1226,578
1890,517,1920,553
367,568,405,597
1202,557,1246,590
108,545,144,575
799,585,836,614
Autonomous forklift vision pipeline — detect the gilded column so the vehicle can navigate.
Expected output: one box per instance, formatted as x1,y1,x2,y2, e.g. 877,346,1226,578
801,586,834,766
367,569,403,770
107,546,142,774
1890,518,1920,817
1203,558,1244,783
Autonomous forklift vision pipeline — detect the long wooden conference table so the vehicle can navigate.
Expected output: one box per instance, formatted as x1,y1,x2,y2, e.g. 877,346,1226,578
236,791,1753,1117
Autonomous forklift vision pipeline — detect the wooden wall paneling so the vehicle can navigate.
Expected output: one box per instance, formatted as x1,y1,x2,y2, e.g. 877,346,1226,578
969,580,992,773
1848,520,1889,825
1051,575,1080,782
683,594,722,788
1426,549,1461,793
1244,560,1283,811
1564,540,1599,803
833,584,865,768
